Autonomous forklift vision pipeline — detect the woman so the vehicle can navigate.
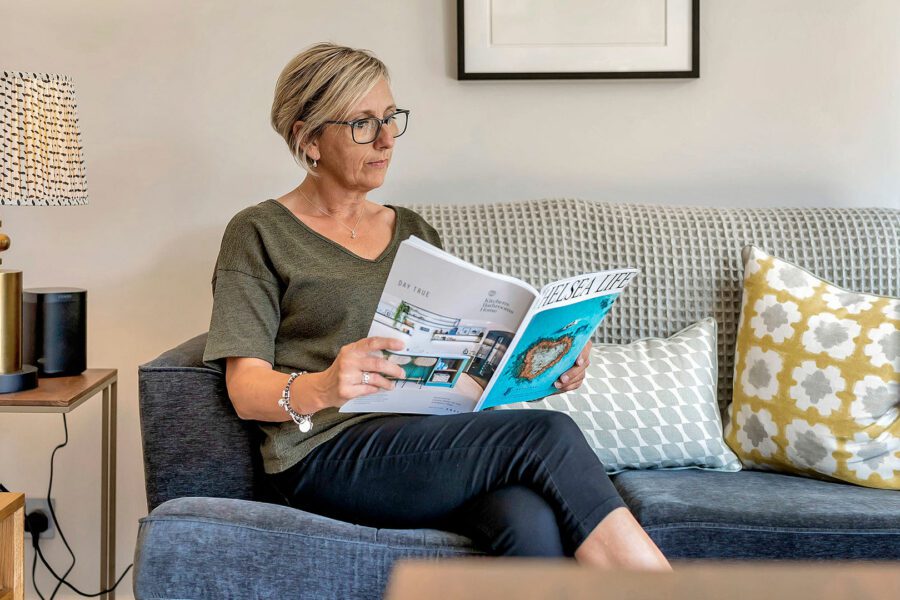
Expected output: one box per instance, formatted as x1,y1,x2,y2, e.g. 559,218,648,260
203,42,670,568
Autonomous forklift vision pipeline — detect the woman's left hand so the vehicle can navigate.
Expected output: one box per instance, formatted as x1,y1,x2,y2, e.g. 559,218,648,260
551,341,592,394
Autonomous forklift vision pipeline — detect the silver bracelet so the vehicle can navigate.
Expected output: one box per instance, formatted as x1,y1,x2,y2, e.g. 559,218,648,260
278,371,313,433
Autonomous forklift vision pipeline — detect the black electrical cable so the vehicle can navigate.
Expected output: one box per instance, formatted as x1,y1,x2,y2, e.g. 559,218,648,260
28,413,134,598
47,413,76,600
32,545,45,600
20,416,76,599
34,541,133,598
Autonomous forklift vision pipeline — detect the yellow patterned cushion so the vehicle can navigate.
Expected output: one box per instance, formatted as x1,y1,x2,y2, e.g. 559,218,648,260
724,245,899,489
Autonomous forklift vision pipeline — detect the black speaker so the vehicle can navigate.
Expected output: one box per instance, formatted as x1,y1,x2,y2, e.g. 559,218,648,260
23,287,87,377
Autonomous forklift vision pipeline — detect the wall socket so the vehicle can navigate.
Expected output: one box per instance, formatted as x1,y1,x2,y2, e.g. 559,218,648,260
25,498,57,540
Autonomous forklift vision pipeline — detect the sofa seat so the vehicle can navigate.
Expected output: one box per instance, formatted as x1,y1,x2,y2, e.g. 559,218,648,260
134,497,481,599
613,470,900,560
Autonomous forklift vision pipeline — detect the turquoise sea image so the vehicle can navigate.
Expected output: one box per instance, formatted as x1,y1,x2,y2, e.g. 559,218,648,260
480,294,618,409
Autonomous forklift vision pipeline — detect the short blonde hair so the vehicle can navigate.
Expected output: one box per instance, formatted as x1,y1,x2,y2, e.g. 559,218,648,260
271,43,390,175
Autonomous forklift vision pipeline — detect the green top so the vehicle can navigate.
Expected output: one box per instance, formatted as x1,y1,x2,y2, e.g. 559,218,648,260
203,199,443,474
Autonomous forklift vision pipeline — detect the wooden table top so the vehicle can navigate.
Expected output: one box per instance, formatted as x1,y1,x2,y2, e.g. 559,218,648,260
0,369,116,411
0,493,24,521
386,559,900,600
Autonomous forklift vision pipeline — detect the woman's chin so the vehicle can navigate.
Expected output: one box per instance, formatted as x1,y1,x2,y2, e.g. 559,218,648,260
362,172,388,188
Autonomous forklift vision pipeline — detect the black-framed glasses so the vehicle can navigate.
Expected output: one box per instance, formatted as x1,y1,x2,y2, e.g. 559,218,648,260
324,109,410,144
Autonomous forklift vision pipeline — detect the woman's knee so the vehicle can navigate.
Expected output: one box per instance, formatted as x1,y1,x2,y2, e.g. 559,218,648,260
505,409,585,449
536,409,581,434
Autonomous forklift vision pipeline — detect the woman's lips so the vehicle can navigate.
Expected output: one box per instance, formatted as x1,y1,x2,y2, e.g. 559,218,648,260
367,159,388,168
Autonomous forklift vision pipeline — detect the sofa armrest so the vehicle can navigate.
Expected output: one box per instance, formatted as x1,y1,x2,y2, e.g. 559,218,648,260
134,497,480,599
138,333,269,511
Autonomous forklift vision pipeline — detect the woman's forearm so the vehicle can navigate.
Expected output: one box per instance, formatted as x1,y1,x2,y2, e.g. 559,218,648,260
227,365,327,421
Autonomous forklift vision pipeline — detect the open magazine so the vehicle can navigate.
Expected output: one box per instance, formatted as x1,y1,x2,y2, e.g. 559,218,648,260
339,236,637,415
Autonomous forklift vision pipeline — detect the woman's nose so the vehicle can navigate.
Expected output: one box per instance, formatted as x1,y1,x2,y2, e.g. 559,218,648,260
374,124,395,149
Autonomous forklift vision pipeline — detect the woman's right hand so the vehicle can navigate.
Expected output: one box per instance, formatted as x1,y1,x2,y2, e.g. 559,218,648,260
313,336,407,409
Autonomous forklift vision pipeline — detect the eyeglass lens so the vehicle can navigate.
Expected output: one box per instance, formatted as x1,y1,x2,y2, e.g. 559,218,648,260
351,111,408,144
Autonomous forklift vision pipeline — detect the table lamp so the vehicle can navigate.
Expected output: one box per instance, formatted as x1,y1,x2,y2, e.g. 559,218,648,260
0,72,88,392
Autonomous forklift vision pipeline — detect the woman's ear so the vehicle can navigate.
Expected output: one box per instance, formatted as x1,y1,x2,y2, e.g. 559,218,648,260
292,119,305,140
293,120,320,161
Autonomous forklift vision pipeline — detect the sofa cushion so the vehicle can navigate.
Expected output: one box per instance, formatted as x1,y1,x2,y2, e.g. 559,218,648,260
134,497,481,600
725,246,899,489
613,469,900,560
496,318,741,474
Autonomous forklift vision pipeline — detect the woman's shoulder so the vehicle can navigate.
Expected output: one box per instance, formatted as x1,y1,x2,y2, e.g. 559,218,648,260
225,199,281,228
390,204,434,228
215,200,287,261
390,204,443,248
219,200,295,244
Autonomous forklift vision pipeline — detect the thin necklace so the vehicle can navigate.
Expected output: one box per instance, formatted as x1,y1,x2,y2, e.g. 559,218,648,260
296,188,365,239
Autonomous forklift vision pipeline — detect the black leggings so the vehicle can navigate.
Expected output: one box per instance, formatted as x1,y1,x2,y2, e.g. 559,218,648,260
268,409,627,557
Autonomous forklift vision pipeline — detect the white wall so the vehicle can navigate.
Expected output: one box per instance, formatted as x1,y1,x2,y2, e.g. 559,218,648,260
1,1,897,597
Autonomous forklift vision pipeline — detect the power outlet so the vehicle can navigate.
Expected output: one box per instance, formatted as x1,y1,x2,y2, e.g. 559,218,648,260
25,498,57,540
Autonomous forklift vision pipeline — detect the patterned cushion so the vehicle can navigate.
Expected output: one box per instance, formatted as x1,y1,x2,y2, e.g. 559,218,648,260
496,318,741,474
724,246,900,490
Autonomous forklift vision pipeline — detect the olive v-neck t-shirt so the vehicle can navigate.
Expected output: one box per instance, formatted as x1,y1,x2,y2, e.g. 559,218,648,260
203,198,443,474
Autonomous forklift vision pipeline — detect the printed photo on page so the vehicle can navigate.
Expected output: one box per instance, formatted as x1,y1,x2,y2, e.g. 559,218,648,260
339,236,537,415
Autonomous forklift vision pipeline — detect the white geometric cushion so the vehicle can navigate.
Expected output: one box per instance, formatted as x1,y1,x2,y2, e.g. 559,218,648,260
496,318,742,474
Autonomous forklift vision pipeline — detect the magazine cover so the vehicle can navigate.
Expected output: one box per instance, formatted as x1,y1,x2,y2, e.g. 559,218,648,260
477,268,637,410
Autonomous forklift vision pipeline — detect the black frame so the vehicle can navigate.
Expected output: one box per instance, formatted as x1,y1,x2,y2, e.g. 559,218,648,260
325,109,410,144
457,0,700,80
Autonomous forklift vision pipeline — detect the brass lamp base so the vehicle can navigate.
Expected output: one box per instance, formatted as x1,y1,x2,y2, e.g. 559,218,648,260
0,364,38,393
0,268,39,392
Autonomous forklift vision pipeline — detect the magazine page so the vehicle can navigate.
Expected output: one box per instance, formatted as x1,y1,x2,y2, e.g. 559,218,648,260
339,236,540,415
475,268,639,410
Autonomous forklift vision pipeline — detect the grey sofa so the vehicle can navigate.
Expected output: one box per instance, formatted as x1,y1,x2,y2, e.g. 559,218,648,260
134,198,900,599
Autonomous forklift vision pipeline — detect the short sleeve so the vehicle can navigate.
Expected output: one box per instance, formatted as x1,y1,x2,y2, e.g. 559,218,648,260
202,212,281,371
428,225,444,251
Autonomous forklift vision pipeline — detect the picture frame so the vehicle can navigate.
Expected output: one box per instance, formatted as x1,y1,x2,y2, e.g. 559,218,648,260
457,0,700,80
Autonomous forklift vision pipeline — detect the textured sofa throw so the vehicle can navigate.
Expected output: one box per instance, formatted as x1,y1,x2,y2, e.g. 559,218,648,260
497,318,741,474
725,246,899,490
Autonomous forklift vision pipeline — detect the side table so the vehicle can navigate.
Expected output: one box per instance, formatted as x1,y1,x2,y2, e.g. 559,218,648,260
0,369,117,600
0,492,24,600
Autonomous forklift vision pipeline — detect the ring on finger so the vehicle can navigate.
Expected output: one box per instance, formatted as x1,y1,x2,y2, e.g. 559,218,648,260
362,371,370,385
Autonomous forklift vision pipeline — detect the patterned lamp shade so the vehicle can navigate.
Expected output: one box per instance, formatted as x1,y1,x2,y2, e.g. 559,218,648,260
0,72,88,206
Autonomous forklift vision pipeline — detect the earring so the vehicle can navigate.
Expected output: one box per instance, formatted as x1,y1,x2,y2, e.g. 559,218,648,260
312,158,318,168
